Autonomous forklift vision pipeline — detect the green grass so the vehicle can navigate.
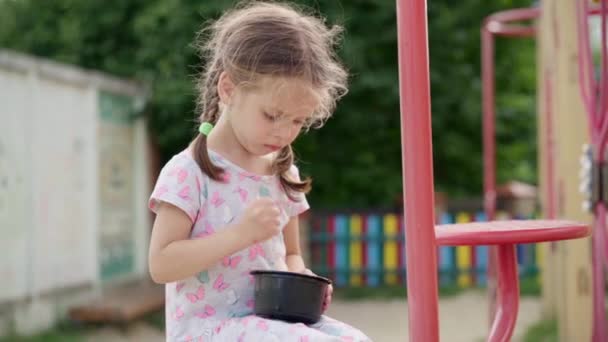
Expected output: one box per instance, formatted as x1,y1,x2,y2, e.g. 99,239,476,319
0,308,165,342
522,318,558,342
520,277,541,297
143,309,165,331
0,323,84,342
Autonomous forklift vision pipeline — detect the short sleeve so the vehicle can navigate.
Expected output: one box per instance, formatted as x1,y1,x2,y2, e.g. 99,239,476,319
285,164,310,217
148,153,204,222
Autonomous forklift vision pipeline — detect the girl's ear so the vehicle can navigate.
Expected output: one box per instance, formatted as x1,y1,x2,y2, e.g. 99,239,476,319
217,71,236,106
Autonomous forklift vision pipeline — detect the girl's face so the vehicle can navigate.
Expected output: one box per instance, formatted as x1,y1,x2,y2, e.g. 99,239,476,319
220,75,319,157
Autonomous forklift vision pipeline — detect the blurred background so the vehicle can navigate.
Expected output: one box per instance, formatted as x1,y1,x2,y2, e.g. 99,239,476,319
0,0,554,341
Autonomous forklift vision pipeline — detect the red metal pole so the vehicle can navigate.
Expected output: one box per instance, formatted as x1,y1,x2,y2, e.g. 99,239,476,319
482,7,540,224
488,244,520,342
482,26,497,222
482,9,540,221
576,2,608,340
397,0,439,341
481,7,539,333
482,25,499,332
486,23,535,37
485,8,540,25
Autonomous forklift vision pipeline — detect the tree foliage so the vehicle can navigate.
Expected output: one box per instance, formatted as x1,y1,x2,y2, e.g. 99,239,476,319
0,0,537,208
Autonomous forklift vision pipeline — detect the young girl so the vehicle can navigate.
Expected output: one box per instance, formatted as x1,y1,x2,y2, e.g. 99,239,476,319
148,2,371,341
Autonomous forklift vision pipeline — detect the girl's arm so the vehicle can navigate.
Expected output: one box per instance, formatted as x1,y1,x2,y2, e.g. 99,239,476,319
148,202,251,284
284,215,307,272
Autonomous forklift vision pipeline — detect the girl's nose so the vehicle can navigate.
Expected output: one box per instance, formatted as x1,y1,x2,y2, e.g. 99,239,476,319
272,120,298,139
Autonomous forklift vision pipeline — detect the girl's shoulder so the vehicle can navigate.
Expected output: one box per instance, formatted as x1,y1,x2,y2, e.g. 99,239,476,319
165,148,201,171
149,148,208,221
160,149,210,187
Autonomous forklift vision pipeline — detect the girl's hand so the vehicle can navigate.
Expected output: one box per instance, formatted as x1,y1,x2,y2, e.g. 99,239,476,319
300,268,333,312
239,198,282,244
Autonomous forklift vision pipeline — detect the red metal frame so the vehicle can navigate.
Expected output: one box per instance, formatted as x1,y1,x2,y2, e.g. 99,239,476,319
482,7,538,231
399,2,590,341
397,1,440,340
575,2,608,341
436,220,590,246
433,219,589,342
481,7,539,333
489,244,519,341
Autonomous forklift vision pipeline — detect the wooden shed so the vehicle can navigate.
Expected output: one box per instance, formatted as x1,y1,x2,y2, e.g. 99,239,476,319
0,49,159,335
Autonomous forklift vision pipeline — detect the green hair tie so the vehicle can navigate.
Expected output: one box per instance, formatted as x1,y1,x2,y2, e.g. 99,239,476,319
199,122,213,136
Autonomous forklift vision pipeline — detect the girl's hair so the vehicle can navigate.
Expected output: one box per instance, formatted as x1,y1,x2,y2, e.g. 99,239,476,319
192,1,348,200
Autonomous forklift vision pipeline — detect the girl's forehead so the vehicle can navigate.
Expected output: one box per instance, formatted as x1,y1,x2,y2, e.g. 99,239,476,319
256,77,319,115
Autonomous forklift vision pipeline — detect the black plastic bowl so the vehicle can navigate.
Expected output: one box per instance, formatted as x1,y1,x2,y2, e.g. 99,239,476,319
250,270,331,324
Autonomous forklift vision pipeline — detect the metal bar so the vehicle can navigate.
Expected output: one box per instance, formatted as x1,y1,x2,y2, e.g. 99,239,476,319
397,0,439,340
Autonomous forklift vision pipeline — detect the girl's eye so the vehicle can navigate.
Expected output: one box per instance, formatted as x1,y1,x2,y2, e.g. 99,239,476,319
293,119,304,125
263,112,277,121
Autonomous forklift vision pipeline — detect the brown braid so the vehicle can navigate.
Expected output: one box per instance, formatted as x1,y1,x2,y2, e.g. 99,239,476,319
272,145,312,200
193,58,224,182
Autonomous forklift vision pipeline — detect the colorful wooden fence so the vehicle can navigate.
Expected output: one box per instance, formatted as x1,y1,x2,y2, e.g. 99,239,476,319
308,211,542,288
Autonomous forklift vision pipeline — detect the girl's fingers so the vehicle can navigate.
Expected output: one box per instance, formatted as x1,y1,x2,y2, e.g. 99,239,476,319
302,268,315,276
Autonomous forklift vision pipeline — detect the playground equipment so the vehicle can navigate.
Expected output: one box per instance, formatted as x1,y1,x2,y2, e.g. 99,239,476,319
397,1,591,341
575,1,608,340
481,7,539,327
307,210,542,289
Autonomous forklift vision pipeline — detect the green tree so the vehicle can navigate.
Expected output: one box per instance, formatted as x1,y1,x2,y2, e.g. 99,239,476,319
0,0,537,209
